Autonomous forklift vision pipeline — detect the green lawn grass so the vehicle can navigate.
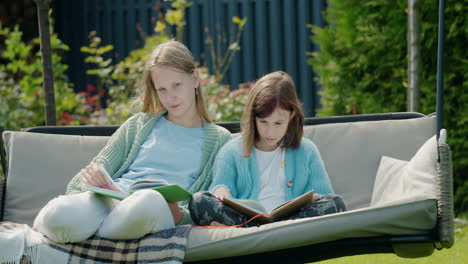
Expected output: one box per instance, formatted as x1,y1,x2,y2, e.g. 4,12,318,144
314,220,468,264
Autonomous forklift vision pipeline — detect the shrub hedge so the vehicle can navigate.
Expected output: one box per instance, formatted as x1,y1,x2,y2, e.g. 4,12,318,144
309,0,467,215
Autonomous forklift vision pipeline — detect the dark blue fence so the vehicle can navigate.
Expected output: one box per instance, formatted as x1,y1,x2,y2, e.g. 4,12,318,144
53,0,326,116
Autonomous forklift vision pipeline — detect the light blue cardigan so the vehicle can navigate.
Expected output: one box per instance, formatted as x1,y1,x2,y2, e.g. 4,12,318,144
209,136,334,200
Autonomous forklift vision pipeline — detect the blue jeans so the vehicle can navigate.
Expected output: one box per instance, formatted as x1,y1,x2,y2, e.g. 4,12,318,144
189,191,347,227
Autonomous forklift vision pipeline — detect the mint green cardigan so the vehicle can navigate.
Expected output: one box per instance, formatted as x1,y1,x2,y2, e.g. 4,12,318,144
66,112,232,224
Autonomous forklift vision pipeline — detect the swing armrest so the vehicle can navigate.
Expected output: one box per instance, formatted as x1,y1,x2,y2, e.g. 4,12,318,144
0,126,6,221
436,143,454,249
0,176,5,221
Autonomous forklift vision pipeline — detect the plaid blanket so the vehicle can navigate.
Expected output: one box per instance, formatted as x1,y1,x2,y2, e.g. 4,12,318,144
0,221,191,264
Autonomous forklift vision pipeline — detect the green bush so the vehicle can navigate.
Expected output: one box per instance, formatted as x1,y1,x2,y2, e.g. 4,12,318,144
309,0,467,214
0,23,80,131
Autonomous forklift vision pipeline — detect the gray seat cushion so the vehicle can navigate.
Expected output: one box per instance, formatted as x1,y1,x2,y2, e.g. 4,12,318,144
185,199,437,261
2,132,109,226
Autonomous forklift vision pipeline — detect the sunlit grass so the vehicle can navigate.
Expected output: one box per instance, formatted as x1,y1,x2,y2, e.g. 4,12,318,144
314,220,468,264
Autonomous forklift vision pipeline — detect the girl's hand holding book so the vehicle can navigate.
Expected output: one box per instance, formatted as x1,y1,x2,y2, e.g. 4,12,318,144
81,163,121,192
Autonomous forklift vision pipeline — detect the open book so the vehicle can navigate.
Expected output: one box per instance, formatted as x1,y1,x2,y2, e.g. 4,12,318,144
222,190,315,223
84,165,192,202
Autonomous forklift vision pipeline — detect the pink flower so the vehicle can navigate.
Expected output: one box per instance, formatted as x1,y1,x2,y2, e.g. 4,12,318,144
86,84,97,92
136,24,143,32
61,112,74,125
232,87,250,97
86,95,98,106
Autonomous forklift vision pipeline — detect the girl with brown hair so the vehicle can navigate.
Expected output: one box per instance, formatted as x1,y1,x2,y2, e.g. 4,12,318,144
189,71,346,227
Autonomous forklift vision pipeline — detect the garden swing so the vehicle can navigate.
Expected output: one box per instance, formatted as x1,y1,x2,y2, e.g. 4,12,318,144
0,0,454,263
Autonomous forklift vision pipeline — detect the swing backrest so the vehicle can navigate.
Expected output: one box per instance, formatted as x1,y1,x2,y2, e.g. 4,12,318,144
305,114,436,210
0,112,436,225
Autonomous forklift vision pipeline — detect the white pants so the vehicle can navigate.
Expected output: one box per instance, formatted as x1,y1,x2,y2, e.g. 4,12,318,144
33,190,175,243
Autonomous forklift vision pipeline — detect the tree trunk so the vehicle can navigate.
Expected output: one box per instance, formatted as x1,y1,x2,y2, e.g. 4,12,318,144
34,0,56,125
407,0,421,112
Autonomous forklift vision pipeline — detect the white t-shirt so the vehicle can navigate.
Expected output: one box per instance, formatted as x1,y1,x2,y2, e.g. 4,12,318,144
256,147,287,213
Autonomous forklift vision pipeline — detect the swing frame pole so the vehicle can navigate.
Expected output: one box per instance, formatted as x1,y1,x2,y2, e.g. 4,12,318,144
436,0,445,140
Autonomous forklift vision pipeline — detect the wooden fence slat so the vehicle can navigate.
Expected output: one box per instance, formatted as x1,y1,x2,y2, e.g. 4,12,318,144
114,0,126,60
53,0,326,116
240,0,255,83
298,0,313,116
227,0,241,88
254,0,268,77
284,0,297,83
269,0,282,71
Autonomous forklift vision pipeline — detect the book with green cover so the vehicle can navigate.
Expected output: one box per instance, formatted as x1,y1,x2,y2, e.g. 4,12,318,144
83,165,192,202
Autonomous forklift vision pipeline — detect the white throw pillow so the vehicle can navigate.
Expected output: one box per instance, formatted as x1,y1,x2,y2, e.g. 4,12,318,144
370,129,445,207
438,129,447,144
370,156,408,207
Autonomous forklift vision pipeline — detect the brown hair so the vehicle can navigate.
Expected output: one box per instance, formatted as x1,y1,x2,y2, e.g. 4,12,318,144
140,40,211,122
241,71,304,157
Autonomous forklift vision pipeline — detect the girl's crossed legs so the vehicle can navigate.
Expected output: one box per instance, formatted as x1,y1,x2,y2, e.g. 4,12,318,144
34,189,174,243
189,191,347,227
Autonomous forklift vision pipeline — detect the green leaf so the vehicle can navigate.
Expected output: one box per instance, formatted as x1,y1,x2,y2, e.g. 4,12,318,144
232,16,241,24
166,10,183,26
97,45,114,55
155,21,166,33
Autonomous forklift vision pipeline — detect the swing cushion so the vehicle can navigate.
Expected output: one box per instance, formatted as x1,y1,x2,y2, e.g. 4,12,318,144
303,114,436,210
1,114,439,261
186,115,438,261
371,130,444,207
2,132,109,226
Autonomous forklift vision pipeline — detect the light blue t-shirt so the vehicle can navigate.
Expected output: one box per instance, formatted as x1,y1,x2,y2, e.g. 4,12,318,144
115,116,204,192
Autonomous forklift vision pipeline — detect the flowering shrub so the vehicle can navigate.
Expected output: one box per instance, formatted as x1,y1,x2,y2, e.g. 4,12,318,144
79,0,250,124
200,67,251,122
0,24,79,130
0,0,252,133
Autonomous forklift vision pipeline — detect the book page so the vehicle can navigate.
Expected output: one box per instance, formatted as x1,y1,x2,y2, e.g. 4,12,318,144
98,164,123,192
128,179,169,191
222,191,315,223
269,190,315,221
84,184,129,200
83,165,129,200
236,199,268,213
222,197,268,218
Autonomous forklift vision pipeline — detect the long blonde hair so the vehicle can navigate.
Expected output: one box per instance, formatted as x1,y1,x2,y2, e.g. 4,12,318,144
140,40,211,122
241,71,304,157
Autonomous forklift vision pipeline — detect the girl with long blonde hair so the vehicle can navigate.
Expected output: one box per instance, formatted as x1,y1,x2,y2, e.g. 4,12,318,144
34,41,231,243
